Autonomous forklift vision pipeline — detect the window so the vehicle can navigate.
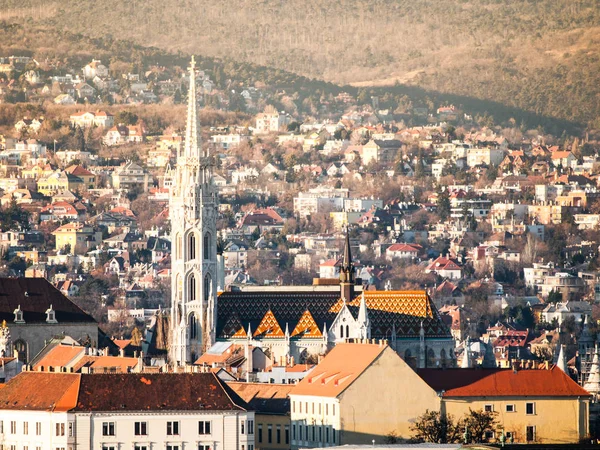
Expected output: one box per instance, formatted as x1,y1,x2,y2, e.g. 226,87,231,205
23,422,28,435
285,425,290,444
198,446,211,450
268,424,273,443
340,325,344,338
10,421,16,434
247,420,254,435
0,420,3,433
189,274,197,301
506,404,515,412
241,421,245,435
36,422,41,435
204,233,211,260
299,402,302,413
258,424,263,443
326,404,329,415
248,446,253,450
484,404,493,412
326,427,330,443
166,446,179,450
333,429,336,443
167,421,179,436
56,423,65,436
276,425,281,444
189,313,198,340
189,233,196,260
292,401,295,413
312,403,314,414
526,402,536,415
134,422,147,436
102,446,115,450
484,430,495,441
134,446,148,450
312,425,315,441
318,426,322,442
68,422,74,437
102,422,115,436
333,404,336,416
198,421,211,435
204,274,212,302
526,426,536,442
292,424,296,441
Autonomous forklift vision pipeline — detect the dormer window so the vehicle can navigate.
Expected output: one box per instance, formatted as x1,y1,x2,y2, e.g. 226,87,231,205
46,305,57,324
13,305,24,323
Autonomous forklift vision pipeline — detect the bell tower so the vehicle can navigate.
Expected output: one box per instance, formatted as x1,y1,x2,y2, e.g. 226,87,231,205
169,56,218,365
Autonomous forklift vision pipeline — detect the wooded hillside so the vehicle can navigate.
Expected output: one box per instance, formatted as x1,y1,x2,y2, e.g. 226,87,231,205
1,0,599,127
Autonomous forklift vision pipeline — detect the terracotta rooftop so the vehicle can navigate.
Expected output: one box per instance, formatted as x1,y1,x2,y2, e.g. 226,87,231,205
32,344,84,370
0,372,80,411
228,381,293,414
418,367,590,397
291,343,387,398
73,373,249,411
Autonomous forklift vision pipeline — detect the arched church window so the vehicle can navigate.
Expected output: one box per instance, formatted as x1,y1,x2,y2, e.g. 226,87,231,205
189,313,198,340
340,325,344,338
204,274,211,302
189,274,197,301
204,233,211,260
345,325,349,339
427,348,436,368
188,233,197,260
440,348,447,368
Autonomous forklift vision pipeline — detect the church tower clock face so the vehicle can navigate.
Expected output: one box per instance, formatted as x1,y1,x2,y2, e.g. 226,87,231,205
169,56,218,366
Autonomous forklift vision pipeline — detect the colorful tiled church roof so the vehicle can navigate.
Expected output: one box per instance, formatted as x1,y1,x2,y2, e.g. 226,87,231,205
291,309,322,338
217,289,450,340
253,309,284,338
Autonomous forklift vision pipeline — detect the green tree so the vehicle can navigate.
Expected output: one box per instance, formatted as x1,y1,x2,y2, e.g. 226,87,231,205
437,188,451,221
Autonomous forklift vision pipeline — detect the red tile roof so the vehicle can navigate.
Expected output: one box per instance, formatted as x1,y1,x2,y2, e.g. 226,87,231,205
419,367,589,397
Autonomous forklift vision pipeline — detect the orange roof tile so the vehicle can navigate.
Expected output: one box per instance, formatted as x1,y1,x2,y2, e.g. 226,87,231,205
441,367,590,397
291,343,387,398
88,356,139,372
0,372,80,410
291,309,322,338
33,345,85,370
253,309,284,338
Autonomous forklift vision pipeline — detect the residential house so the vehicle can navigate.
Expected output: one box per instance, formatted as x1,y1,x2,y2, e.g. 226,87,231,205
255,110,291,134
385,243,421,261
111,161,151,192
361,139,401,166
425,256,463,280
0,371,255,450
53,222,102,254
103,124,145,146
69,111,114,128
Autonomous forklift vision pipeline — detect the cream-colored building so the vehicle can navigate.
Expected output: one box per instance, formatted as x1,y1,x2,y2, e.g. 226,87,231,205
419,367,590,444
53,222,102,254
289,343,441,448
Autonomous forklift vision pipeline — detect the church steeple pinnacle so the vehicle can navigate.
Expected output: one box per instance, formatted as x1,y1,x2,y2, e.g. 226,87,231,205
184,56,202,159
339,227,355,301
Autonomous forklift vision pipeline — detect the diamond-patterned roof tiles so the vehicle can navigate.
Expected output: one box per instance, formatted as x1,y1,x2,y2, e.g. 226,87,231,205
217,289,450,340
253,309,285,338
291,309,322,338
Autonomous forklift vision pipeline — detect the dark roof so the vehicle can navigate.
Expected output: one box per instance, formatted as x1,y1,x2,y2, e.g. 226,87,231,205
0,278,96,324
217,291,340,339
217,290,451,340
73,373,250,411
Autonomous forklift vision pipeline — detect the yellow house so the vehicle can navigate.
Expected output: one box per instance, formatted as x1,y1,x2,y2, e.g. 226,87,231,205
52,222,102,254
419,366,590,444
21,165,45,180
37,171,84,196
289,342,440,448
65,165,97,189
229,382,294,450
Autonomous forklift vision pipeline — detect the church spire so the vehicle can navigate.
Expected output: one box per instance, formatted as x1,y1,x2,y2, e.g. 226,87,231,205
184,56,202,159
339,227,355,301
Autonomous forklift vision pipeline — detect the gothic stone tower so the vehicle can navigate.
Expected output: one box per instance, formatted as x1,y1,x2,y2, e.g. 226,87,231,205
170,56,218,365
